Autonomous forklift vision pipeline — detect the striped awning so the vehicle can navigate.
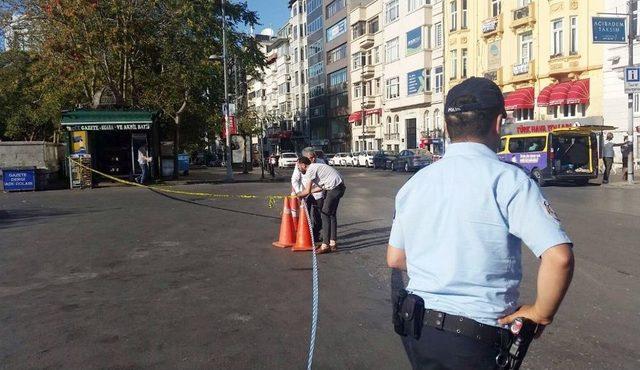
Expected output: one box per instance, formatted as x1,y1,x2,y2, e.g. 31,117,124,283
566,79,590,104
348,111,362,123
504,87,535,111
548,81,573,106
537,84,554,107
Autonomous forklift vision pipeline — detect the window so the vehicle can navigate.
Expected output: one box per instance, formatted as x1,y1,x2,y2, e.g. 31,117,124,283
491,0,501,17
307,18,322,35
294,47,298,63
352,21,366,39
354,82,362,98
309,40,323,56
517,0,531,7
461,0,468,29
326,18,347,41
374,78,381,94
426,25,432,49
327,44,347,64
552,19,563,56
368,16,380,33
308,0,322,13
634,93,640,115
329,92,348,108
434,109,441,129
328,68,348,87
562,104,584,118
386,37,400,62
386,77,400,99
435,22,443,47
310,105,325,118
373,46,381,63
309,62,324,77
570,16,578,54
519,31,533,64
310,84,325,98
408,0,425,12
295,71,299,86
515,108,534,122
386,0,400,23
352,52,363,69
434,67,443,93
450,1,457,31
461,48,468,78
450,50,457,79
326,0,345,19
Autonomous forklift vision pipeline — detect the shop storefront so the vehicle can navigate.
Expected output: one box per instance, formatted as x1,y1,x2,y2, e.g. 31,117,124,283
61,110,158,183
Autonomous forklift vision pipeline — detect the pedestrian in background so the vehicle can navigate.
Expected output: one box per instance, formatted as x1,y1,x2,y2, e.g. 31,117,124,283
295,157,345,254
620,135,634,181
291,147,326,243
387,78,574,369
602,133,615,184
137,144,152,184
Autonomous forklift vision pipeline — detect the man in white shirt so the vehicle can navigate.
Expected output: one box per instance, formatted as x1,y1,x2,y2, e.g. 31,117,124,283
296,157,346,254
291,147,326,242
137,144,152,184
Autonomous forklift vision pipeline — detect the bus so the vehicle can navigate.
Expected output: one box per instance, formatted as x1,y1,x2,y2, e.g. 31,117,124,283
498,128,599,186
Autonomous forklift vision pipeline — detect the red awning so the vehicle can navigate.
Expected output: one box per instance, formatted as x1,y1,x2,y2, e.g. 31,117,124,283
537,85,554,107
548,81,573,106
566,79,590,104
348,111,362,123
504,87,535,111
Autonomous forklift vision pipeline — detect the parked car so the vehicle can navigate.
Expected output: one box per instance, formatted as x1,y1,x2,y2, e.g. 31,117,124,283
391,149,434,172
325,153,336,165
333,152,349,166
372,151,397,170
356,150,377,167
345,152,359,166
278,152,299,168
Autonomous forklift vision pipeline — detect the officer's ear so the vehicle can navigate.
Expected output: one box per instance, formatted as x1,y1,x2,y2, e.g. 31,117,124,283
493,114,503,135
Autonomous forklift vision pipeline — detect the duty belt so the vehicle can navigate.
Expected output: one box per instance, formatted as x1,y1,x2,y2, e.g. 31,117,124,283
423,309,508,346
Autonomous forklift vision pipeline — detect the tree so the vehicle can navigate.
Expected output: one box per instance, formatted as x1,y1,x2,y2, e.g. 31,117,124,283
0,0,266,176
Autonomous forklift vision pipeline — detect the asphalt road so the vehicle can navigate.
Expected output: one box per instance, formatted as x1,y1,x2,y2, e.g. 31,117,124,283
1,167,639,369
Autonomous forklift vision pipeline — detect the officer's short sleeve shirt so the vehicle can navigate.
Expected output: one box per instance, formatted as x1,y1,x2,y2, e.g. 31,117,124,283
388,143,572,327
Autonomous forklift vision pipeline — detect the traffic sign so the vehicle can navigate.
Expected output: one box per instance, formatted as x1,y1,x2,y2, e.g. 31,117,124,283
624,67,640,93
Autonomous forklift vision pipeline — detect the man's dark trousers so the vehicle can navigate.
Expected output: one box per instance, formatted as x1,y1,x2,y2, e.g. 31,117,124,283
403,326,502,370
603,157,613,182
305,196,323,242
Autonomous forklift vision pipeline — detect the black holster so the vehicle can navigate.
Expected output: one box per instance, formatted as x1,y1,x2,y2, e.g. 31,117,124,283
496,318,539,370
393,289,425,339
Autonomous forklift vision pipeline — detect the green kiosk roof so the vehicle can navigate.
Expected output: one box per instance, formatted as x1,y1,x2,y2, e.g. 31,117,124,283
61,110,155,131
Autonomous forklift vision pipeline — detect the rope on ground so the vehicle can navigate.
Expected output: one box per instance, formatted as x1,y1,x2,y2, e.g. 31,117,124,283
302,199,319,370
69,159,284,208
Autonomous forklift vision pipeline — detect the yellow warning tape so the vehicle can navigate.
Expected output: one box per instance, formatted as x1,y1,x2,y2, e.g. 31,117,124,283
69,159,286,208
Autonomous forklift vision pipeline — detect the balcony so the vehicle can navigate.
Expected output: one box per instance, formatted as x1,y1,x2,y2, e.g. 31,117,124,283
481,13,503,38
361,96,376,108
511,60,536,82
359,34,375,49
361,64,375,78
483,68,504,86
547,53,585,76
363,126,377,134
511,2,536,30
384,133,400,140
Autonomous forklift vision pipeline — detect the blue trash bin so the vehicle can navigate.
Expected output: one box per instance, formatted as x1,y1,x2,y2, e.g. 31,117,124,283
178,154,190,176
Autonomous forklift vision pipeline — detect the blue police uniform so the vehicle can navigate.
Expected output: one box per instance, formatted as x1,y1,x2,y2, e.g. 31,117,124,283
389,77,573,370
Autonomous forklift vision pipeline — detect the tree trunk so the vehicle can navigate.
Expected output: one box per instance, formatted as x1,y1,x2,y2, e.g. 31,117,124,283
173,114,180,179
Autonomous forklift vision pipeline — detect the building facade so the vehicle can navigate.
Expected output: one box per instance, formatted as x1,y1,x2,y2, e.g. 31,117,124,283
289,0,310,146
444,0,605,136
602,0,640,165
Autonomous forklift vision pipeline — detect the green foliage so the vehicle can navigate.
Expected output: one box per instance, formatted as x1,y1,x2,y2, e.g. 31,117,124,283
0,0,265,144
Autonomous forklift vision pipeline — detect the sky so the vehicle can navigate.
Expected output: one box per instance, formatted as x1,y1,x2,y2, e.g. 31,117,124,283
245,0,290,34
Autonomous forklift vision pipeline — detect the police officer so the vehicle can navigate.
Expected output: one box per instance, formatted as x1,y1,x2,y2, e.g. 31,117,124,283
387,78,575,369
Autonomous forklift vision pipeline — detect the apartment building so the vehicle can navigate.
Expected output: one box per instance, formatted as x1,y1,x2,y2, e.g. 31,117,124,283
602,0,640,165
380,0,442,152
289,0,310,144
348,0,384,151
445,0,604,135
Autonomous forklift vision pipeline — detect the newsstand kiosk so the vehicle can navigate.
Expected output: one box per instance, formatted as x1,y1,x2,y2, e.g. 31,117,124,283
61,110,159,187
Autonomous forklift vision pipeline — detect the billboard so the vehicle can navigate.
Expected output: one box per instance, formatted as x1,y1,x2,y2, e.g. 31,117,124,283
406,27,422,56
407,69,427,96
592,17,626,44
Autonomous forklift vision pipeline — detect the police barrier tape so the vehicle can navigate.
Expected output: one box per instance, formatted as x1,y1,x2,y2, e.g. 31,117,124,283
69,159,285,208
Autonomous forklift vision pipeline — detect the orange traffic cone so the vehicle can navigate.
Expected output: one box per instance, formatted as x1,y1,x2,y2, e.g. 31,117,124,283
292,202,314,252
273,197,296,248
289,196,300,233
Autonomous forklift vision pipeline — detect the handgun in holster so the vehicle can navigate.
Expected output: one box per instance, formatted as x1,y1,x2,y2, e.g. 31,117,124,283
496,318,539,370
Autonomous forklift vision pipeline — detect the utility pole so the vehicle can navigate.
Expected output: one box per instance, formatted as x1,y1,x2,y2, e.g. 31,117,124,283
628,0,636,183
222,0,233,182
